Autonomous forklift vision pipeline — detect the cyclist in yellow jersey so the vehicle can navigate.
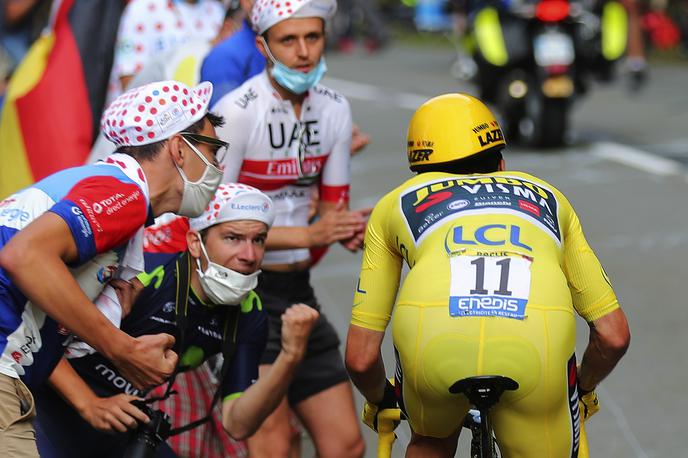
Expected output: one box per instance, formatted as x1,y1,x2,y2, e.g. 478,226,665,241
345,94,630,457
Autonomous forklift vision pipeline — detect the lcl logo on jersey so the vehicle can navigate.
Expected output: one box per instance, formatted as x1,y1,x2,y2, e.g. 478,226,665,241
449,224,533,252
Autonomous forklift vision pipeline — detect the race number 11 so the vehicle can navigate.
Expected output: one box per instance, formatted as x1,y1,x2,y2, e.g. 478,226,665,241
449,255,532,319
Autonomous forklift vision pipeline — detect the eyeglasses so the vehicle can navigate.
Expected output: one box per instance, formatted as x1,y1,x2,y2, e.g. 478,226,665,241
179,131,229,165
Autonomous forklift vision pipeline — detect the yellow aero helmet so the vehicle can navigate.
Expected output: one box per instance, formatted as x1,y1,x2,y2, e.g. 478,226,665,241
407,93,505,171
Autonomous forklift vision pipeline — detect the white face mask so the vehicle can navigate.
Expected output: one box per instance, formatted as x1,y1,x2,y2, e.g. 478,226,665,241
195,236,260,305
175,137,223,217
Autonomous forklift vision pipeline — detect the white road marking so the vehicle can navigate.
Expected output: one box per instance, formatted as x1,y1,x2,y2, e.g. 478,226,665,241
589,142,683,176
598,386,650,458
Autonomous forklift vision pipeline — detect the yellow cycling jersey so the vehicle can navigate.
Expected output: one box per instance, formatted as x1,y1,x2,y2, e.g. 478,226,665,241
352,170,619,332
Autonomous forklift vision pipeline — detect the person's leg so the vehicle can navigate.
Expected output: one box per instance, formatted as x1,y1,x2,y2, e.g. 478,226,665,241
406,429,461,458
491,353,581,457
621,0,648,89
488,311,579,457
294,381,365,458
0,374,39,458
245,365,298,458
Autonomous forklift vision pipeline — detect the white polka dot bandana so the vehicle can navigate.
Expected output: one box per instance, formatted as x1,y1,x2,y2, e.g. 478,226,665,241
251,0,337,34
101,80,213,147
189,183,275,232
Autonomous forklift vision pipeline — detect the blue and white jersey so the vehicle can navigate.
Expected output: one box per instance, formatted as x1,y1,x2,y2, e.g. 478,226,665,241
0,153,152,388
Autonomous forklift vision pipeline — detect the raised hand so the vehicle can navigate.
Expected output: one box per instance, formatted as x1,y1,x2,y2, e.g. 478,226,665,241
280,304,319,362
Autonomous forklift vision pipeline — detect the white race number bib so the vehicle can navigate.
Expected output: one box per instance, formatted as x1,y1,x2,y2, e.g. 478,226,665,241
449,254,532,320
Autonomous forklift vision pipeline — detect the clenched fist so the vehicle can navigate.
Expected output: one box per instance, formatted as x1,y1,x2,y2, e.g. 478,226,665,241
112,333,178,390
280,304,319,362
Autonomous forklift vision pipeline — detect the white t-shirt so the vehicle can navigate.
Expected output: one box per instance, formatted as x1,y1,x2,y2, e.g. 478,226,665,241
213,71,353,265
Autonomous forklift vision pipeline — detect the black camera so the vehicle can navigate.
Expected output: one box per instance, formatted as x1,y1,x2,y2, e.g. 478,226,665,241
122,401,172,458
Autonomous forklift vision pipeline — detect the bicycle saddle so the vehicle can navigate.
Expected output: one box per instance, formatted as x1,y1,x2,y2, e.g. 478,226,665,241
449,375,519,411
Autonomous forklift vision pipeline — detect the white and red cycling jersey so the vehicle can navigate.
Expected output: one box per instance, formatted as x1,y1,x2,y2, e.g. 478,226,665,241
213,71,353,266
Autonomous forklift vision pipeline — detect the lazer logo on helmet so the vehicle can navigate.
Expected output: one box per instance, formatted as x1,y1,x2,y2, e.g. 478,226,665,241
477,128,504,147
408,148,433,162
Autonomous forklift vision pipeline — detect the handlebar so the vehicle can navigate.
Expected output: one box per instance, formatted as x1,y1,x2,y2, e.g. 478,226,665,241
376,408,403,458
376,406,592,457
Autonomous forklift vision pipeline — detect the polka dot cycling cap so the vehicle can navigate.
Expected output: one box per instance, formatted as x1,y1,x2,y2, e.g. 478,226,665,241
101,80,213,147
189,183,276,232
251,0,337,35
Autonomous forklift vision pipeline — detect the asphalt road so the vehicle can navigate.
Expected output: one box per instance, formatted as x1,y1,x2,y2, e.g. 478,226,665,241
302,42,688,457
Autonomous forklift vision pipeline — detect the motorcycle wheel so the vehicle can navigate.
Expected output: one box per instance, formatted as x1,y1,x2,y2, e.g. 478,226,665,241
520,94,569,148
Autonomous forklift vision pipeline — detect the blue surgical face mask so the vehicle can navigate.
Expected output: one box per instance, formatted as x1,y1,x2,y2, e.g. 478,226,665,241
260,37,327,94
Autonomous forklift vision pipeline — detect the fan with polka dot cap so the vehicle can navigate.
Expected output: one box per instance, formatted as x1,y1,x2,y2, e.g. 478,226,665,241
101,80,213,147
189,183,276,233
251,0,337,35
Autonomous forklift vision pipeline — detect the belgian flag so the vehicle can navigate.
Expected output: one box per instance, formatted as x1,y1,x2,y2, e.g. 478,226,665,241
0,0,124,198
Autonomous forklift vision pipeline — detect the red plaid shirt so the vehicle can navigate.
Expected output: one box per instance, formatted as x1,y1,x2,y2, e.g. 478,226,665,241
150,362,247,458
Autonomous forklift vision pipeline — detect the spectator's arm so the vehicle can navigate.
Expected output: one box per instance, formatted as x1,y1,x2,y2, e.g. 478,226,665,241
221,304,317,439
48,358,149,433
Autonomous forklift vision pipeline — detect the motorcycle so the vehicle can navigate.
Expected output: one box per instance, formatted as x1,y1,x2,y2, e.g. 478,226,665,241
461,0,629,147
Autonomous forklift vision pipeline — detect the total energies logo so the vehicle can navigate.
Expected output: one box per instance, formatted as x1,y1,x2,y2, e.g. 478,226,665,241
93,192,124,215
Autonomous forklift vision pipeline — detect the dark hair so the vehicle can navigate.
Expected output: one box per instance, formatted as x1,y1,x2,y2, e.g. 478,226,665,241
116,112,225,161
412,146,504,175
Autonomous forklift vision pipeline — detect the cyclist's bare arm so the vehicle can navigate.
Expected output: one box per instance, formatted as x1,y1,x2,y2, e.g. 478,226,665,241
345,324,387,403
578,308,630,392
48,357,149,433
221,304,318,439
0,212,177,389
